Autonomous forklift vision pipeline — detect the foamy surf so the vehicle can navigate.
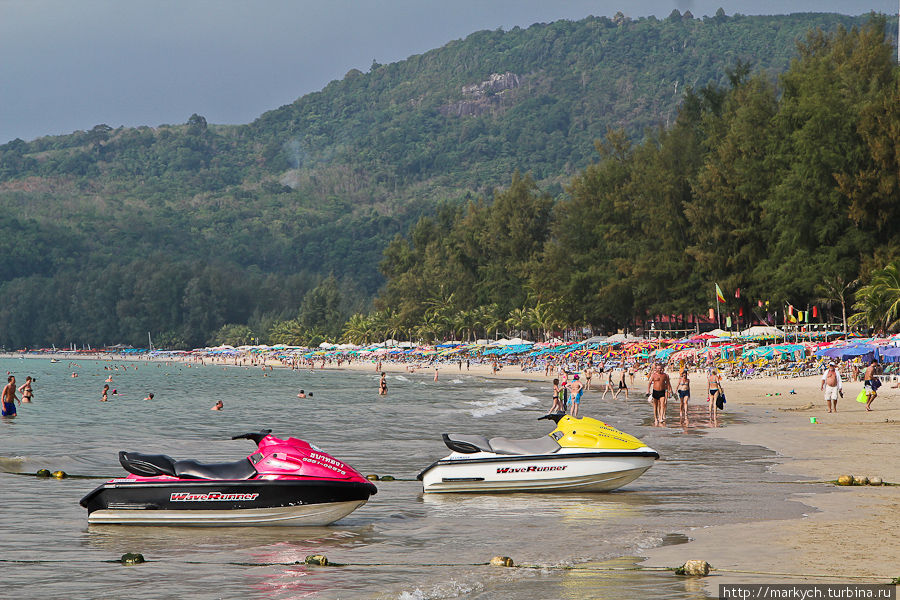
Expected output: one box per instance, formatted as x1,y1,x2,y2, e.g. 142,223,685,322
392,375,410,382
466,387,540,417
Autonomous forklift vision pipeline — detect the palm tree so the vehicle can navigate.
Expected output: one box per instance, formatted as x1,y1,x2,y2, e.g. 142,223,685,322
849,262,900,333
267,319,307,346
815,275,857,333
505,307,532,339
481,303,506,340
529,300,561,342
341,313,370,344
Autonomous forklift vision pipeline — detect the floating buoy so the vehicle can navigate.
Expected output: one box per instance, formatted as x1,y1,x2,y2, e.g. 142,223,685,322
853,475,869,486
869,476,883,486
675,560,710,576
305,554,328,566
366,474,379,481
52,470,67,479
836,475,853,486
380,475,395,481
120,552,145,565
489,556,514,567
35,469,51,478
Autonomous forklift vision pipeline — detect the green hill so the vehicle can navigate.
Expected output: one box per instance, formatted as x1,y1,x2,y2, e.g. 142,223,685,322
0,11,879,348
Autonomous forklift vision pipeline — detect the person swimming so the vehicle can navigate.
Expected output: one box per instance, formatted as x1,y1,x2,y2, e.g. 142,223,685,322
212,400,223,411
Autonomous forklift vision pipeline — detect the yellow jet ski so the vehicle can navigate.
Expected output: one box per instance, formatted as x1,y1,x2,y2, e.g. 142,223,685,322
418,413,658,493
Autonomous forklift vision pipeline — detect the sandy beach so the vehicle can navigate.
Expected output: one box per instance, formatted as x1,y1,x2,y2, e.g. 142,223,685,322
638,374,900,590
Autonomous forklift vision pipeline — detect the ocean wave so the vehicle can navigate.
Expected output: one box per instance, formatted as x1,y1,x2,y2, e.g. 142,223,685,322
397,579,483,600
466,387,540,417
392,375,410,382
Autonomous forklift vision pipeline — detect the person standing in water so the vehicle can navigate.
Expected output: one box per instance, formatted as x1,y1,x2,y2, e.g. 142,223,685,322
550,378,562,413
568,375,584,418
101,384,109,402
2,376,20,416
379,373,387,396
18,376,34,403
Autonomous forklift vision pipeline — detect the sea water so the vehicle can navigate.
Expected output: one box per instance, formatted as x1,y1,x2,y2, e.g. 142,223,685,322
0,358,808,599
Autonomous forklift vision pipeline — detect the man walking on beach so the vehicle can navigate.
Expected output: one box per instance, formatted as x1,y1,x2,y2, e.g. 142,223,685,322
863,359,880,412
647,364,671,426
821,362,843,413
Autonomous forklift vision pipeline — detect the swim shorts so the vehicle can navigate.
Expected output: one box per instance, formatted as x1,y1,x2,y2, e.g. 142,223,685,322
677,390,689,400
823,385,839,401
1,401,15,416
651,389,666,400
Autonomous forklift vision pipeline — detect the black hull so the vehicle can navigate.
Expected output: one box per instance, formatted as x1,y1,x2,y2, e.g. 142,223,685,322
80,479,377,514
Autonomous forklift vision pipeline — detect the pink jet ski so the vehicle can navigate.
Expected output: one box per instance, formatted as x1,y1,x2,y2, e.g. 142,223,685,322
80,429,377,526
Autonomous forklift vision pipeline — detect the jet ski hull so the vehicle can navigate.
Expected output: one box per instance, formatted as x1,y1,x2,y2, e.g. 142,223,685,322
419,450,658,493
80,479,376,526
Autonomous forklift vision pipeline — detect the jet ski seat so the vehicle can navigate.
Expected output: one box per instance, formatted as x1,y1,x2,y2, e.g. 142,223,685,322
488,436,561,455
442,433,562,455
119,451,177,477
442,433,492,453
174,458,257,480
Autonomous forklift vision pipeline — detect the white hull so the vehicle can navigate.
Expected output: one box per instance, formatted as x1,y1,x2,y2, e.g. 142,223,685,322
87,500,368,526
421,450,656,493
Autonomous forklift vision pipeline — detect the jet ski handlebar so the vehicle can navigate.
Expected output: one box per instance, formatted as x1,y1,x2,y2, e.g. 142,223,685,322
231,429,273,445
538,412,566,423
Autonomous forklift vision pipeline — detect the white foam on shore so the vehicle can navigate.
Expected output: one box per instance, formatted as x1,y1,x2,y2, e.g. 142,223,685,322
467,387,540,417
397,579,483,600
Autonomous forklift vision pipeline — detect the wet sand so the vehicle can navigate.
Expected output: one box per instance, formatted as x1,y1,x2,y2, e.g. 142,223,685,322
640,375,900,589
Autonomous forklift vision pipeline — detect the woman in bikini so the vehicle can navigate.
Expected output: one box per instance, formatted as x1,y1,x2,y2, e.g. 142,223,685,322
18,376,34,403
707,368,722,422
676,369,690,424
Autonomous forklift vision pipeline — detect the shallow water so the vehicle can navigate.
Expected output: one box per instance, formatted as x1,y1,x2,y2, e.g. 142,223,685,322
0,358,808,599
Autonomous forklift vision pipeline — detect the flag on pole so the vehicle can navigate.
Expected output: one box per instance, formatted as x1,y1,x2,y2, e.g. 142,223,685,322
715,284,725,303
726,316,732,328
735,288,741,298
812,306,818,318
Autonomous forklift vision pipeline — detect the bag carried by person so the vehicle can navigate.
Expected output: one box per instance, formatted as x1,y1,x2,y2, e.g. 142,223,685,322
716,392,726,410
855,389,868,403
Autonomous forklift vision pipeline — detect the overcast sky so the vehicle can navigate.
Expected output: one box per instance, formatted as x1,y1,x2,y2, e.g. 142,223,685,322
0,0,895,144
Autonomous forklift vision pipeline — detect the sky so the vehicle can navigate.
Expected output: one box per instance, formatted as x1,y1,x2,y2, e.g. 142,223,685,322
0,0,895,144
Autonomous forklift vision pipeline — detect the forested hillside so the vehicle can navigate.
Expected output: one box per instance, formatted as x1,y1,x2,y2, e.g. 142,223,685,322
371,18,900,341
0,11,882,348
